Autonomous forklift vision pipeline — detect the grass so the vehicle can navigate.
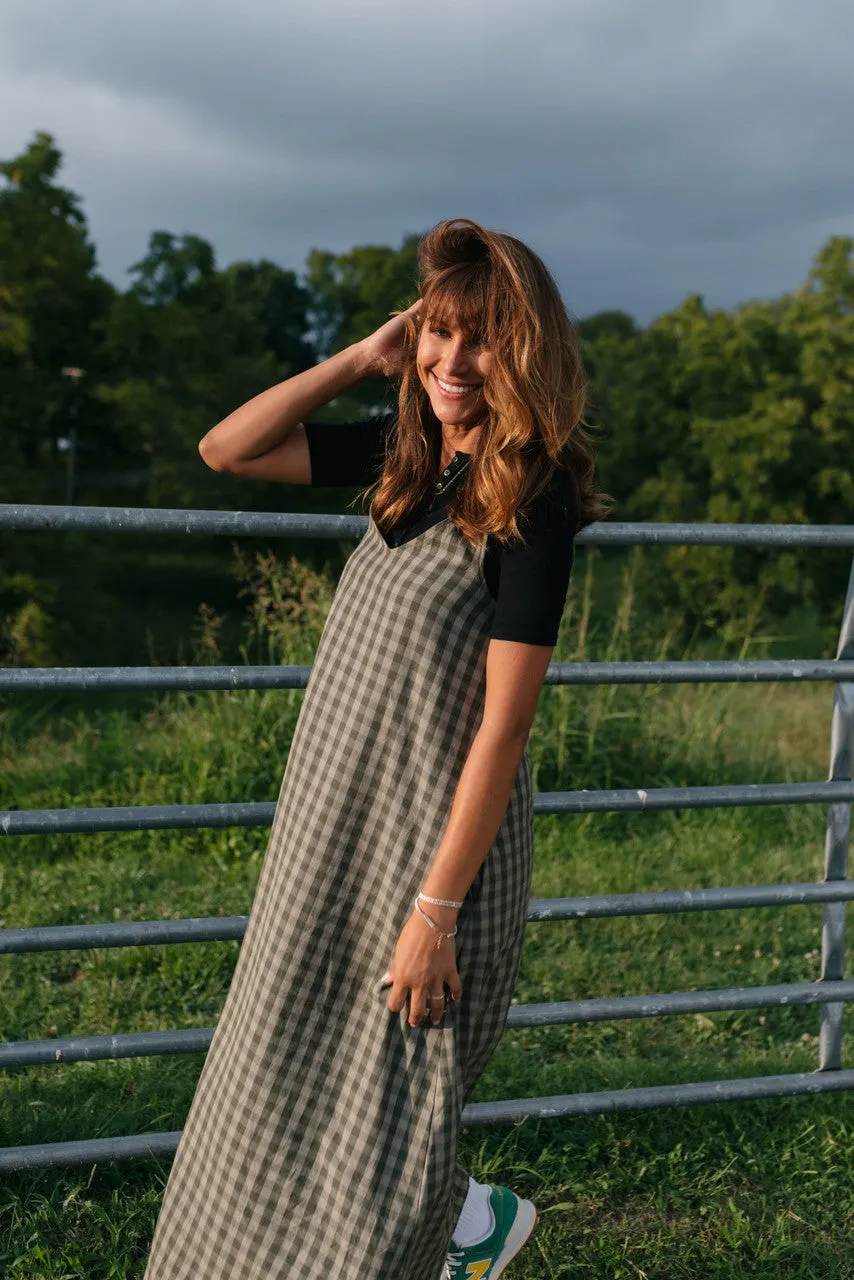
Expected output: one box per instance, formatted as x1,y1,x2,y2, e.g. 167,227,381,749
1,542,853,1277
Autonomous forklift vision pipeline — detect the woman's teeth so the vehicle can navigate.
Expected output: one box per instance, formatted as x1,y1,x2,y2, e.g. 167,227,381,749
434,375,478,397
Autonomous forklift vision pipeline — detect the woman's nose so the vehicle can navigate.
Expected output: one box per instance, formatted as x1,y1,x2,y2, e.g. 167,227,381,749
443,340,471,374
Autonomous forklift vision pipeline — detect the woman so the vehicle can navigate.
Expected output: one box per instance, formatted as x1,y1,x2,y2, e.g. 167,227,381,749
143,218,609,1280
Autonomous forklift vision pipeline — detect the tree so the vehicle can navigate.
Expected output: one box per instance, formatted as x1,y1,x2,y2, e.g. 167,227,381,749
304,234,421,418
96,232,316,506
0,131,113,490
126,230,216,305
221,258,314,372
581,240,854,643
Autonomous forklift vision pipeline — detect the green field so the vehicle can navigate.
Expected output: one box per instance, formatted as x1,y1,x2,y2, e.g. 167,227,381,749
1,544,852,1278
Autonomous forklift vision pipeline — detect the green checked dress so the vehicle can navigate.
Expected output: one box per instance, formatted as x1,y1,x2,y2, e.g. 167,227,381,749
142,505,535,1280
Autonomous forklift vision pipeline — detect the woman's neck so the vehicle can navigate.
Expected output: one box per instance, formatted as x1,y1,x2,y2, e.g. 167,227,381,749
439,424,481,469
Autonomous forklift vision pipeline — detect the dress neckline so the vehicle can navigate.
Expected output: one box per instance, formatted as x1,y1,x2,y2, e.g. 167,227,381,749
369,507,451,553
373,447,473,551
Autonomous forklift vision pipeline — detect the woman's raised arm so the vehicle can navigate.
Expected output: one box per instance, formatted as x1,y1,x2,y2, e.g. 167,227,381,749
197,301,420,484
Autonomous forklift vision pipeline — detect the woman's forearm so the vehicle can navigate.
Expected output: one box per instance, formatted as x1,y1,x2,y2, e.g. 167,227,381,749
419,724,529,926
198,341,374,470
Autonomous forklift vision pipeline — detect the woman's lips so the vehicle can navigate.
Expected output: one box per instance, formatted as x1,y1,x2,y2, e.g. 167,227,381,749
431,372,481,398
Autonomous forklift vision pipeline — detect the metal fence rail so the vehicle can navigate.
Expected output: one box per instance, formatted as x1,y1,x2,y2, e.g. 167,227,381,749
4,781,854,837
5,979,854,1071
1,502,852,1172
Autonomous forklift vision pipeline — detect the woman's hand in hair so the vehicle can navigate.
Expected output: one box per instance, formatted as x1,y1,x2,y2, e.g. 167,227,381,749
358,299,422,380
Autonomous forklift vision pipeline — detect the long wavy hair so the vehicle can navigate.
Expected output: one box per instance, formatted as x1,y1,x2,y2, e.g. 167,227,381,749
364,217,612,545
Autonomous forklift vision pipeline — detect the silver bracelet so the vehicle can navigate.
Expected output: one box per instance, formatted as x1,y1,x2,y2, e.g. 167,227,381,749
413,897,459,950
418,890,464,909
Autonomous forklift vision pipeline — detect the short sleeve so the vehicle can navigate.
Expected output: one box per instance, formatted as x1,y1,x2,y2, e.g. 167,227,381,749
303,414,395,488
488,468,578,646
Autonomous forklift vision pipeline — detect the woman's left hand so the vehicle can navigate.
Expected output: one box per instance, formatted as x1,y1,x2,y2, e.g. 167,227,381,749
383,908,463,1026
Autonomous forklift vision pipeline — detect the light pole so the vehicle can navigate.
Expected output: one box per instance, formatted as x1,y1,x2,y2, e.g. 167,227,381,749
61,366,84,505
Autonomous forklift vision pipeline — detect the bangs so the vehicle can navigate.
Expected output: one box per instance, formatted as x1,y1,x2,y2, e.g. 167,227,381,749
422,266,493,344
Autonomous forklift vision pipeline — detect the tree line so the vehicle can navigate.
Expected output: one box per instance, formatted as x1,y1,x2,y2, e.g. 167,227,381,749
2,130,853,661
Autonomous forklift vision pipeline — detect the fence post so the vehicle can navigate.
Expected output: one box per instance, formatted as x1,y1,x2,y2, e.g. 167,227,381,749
819,554,854,1070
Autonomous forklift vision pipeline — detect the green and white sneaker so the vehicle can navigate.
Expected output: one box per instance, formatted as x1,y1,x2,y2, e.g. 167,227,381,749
444,1184,537,1278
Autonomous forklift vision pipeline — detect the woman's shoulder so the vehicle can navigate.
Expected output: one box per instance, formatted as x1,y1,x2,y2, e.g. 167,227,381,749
303,410,396,440
302,411,396,488
483,465,577,562
517,458,580,532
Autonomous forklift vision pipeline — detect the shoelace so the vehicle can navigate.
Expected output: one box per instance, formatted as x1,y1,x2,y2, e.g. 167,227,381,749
445,1244,471,1274
443,1245,467,1278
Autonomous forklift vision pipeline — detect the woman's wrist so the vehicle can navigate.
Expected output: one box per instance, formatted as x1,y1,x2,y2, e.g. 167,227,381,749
313,341,375,390
414,896,460,928
349,338,383,382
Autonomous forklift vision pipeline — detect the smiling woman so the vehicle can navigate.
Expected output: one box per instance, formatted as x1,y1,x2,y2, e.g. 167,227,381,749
147,218,612,1280
369,218,606,550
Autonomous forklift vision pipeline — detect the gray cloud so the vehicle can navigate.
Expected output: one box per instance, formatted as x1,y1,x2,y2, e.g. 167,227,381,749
1,0,852,322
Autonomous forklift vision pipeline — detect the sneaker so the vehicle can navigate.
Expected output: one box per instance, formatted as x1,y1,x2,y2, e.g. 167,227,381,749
444,1184,537,1278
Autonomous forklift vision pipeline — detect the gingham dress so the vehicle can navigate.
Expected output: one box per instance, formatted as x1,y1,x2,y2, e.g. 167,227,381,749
142,506,535,1280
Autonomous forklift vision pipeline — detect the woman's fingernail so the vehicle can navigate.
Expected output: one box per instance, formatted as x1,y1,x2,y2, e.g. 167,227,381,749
381,971,392,983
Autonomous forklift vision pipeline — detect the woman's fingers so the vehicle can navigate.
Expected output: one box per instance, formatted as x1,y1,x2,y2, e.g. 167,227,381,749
428,986,448,1025
386,977,406,1014
387,979,452,1026
387,975,420,1017
411,984,450,1026
408,986,428,1027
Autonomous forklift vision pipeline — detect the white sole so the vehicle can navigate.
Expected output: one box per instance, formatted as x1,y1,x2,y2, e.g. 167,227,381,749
490,1197,538,1277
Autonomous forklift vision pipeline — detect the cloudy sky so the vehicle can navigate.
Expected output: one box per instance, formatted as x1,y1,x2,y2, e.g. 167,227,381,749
2,0,852,324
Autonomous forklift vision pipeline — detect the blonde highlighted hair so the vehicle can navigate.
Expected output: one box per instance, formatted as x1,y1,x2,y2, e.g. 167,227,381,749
365,217,612,545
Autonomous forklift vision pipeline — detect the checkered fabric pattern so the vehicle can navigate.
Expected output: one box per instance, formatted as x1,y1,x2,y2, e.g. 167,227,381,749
142,510,535,1280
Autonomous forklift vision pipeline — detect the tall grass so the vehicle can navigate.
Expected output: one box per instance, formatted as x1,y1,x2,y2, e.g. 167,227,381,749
1,541,852,1277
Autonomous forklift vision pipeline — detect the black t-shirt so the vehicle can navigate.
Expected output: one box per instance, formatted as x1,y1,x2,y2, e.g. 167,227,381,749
303,415,577,646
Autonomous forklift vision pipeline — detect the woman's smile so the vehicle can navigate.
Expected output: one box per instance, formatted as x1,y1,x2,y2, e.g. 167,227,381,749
432,372,481,399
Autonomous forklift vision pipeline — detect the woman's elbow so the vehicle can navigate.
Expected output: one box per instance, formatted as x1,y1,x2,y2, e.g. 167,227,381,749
198,433,230,473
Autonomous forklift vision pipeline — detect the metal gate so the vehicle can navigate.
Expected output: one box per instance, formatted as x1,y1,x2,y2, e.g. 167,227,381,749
1,502,852,1172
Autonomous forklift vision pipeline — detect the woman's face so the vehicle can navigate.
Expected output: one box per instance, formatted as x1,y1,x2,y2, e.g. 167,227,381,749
416,315,494,430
